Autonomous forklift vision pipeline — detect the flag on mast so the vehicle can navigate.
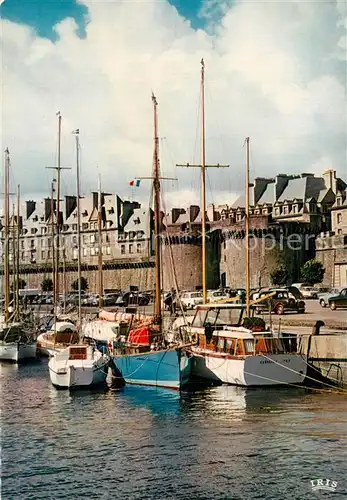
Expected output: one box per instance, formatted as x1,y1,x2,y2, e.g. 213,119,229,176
129,179,141,187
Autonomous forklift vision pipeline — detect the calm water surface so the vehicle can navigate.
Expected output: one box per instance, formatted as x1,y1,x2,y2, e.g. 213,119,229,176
1,360,347,499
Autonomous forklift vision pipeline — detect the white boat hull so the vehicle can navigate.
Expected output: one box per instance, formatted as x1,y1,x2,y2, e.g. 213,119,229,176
48,356,109,389
191,350,307,386
0,342,37,363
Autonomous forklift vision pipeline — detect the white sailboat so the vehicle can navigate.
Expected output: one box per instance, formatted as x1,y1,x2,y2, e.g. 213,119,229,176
0,149,37,362
48,344,109,389
177,62,307,387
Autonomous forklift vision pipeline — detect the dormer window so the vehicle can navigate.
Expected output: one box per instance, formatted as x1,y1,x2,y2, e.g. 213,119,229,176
274,207,280,216
336,197,341,206
108,207,115,214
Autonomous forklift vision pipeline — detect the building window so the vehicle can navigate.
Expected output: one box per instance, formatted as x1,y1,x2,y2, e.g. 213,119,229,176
21,252,25,260
283,206,288,215
73,249,78,260
338,229,342,234
136,243,142,253
41,250,45,259
21,240,24,249
48,250,51,258
106,234,110,243
121,244,125,255
48,238,52,248
82,223,88,230
337,213,342,224
90,248,96,256
31,228,36,234
336,198,341,206
90,234,95,243
274,208,280,216
129,244,133,254
106,247,111,255
30,239,35,248
83,248,88,256
83,235,88,244
72,224,77,231
72,236,77,245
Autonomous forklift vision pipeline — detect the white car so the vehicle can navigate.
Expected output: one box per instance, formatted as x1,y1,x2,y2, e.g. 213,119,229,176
179,292,204,310
207,290,229,303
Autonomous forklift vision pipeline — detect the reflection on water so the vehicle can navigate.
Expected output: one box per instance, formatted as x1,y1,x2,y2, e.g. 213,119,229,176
1,361,347,500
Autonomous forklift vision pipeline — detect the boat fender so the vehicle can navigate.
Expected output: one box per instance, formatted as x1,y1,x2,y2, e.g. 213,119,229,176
108,340,113,353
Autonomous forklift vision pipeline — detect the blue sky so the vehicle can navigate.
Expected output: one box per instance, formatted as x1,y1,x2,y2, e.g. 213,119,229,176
1,0,205,40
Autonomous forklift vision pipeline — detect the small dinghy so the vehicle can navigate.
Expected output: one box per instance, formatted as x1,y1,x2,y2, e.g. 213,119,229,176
48,344,109,389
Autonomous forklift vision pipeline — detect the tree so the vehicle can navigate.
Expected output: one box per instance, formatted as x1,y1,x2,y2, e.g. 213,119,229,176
71,277,88,292
300,259,325,285
41,277,53,292
270,265,289,286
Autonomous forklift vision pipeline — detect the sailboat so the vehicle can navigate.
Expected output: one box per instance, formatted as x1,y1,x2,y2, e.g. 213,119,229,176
109,93,193,390
176,62,307,387
48,128,109,389
0,149,37,362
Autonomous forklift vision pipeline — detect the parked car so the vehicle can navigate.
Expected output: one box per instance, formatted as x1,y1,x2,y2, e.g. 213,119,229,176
291,283,319,299
179,291,203,310
207,290,229,302
317,288,343,308
115,291,150,307
328,288,347,310
102,293,120,306
255,289,305,315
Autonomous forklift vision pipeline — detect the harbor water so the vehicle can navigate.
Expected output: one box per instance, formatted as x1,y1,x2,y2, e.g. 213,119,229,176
1,361,346,499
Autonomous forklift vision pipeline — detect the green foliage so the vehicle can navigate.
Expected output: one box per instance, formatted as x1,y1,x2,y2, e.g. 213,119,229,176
300,259,325,285
71,276,88,292
270,265,289,286
41,277,53,292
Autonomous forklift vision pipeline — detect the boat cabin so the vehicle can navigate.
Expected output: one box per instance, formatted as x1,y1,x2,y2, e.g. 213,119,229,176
187,304,286,356
68,345,88,360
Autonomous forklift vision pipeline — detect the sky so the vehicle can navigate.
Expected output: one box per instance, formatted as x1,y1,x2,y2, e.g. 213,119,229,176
1,0,346,209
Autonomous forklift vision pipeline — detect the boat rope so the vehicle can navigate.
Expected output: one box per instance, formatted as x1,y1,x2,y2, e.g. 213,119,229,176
260,353,347,394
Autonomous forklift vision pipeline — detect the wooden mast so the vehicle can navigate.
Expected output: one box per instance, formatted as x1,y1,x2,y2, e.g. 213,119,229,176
50,180,56,314
73,129,82,325
3,149,10,323
200,59,208,304
15,184,20,321
176,60,229,302
55,112,62,308
245,137,251,316
152,92,161,326
97,174,103,309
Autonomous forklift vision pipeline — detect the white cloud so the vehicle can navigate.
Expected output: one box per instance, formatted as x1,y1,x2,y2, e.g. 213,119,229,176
1,0,346,210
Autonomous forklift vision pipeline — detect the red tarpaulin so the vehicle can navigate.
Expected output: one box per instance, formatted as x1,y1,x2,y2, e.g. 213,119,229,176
128,327,152,345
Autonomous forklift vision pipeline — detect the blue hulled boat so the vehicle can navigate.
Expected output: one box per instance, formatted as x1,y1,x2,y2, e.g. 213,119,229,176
111,347,193,390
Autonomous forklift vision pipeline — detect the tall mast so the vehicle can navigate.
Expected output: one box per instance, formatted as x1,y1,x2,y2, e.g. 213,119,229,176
200,58,207,304
152,92,161,326
50,180,56,322
97,174,103,309
15,184,20,321
55,112,62,308
73,129,82,325
11,202,16,319
176,60,229,301
3,149,10,323
245,137,251,316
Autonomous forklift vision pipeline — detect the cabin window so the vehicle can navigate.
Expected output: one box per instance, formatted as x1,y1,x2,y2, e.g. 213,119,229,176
244,339,255,354
217,337,225,352
192,308,208,328
226,339,235,354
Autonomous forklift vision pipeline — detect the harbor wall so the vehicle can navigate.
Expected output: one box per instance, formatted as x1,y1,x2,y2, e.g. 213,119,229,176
16,263,155,293
299,334,347,387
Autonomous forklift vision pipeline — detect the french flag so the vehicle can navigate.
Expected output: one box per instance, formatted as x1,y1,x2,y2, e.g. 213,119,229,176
129,179,141,187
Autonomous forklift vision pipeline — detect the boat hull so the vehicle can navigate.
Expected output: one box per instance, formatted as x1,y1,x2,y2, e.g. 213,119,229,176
111,348,193,390
191,350,307,386
48,358,109,389
0,342,37,363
